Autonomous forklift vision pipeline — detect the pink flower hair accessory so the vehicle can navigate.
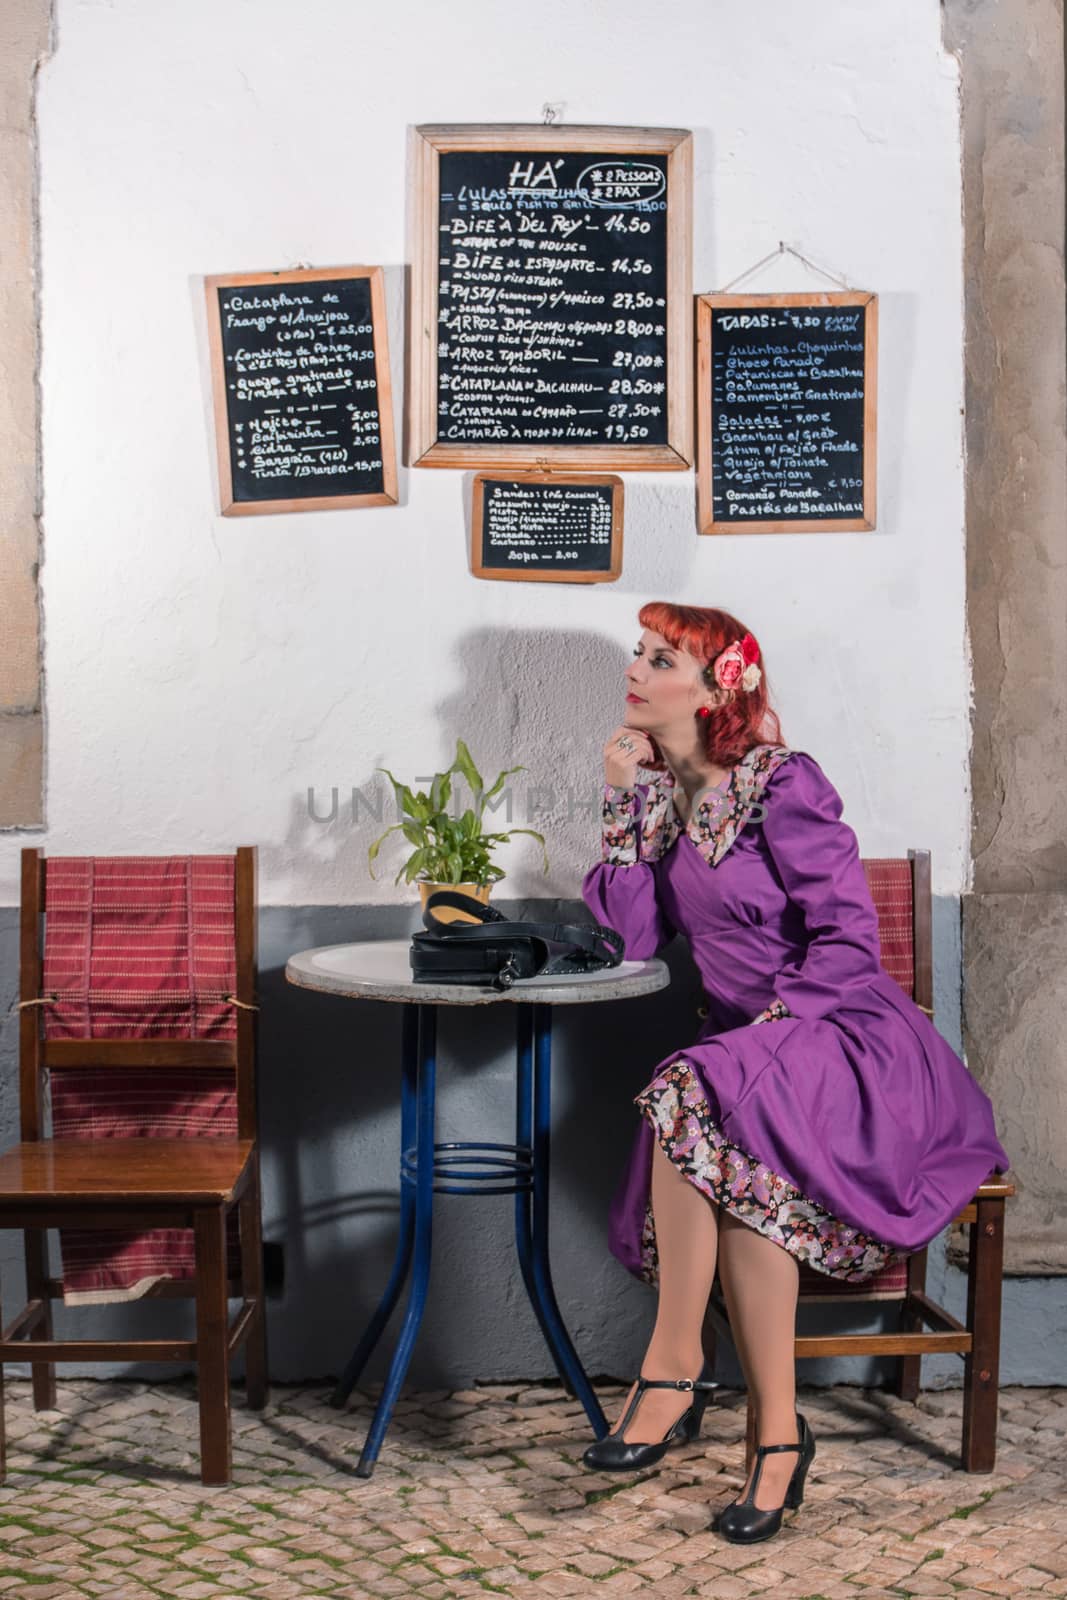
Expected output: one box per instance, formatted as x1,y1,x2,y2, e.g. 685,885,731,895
710,632,762,692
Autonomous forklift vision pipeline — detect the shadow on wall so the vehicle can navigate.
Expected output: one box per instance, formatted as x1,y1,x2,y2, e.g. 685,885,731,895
276,606,744,905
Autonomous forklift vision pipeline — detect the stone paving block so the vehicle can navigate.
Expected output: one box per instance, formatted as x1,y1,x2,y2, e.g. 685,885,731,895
1,1379,1066,1598
567,1549,622,1575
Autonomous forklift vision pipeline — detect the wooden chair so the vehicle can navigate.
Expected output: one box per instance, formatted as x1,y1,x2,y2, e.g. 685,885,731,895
704,849,1014,1474
0,846,268,1485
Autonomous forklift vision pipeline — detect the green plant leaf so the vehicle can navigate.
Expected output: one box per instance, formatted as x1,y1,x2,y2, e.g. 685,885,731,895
400,846,430,885
430,771,452,813
367,822,407,880
408,790,433,823
484,764,526,802
507,828,550,873
376,764,403,796
400,821,425,846
379,767,414,818
451,739,483,796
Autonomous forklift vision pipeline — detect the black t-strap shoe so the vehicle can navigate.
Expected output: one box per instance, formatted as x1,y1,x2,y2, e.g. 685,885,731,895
582,1362,719,1471
713,1411,816,1542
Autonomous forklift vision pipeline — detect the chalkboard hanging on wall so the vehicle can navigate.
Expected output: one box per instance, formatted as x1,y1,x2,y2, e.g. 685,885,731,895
471,473,623,583
696,292,877,534
410,124,693,472
204,265,397,515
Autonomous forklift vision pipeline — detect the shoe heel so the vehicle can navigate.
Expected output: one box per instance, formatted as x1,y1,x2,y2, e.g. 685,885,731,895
784,1436,815,1509
679,1403,704,1444
684,1395,710,1446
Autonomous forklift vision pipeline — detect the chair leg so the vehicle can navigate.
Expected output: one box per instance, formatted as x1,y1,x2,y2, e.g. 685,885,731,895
962,1196,1005,1473
194,1206,232,1485
24,1230,55,1411
239,1158,269,1411
894,1246,928,1402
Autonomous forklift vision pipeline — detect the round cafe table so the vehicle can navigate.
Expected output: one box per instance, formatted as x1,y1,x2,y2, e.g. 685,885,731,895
285,937,670,1477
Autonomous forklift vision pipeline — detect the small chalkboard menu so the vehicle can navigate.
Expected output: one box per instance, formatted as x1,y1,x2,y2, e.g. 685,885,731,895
697,292,877,534
410,125,693,471
205,265,397,515
471,473,623,583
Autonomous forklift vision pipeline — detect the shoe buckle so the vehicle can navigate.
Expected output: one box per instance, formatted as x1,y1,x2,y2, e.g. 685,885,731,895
675,1378,695,1390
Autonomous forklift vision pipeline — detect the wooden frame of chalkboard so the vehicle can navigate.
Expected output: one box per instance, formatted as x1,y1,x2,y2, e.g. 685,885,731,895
696,291,878,534
204,265,397,515
410,124,693,471
471,472,623,584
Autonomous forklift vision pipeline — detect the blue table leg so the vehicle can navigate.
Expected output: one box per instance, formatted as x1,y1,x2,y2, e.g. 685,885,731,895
513,1008,558,1355
516,1003,607,1437
330,1007,420,1408
352,1004,437,1478
338,996,605,1475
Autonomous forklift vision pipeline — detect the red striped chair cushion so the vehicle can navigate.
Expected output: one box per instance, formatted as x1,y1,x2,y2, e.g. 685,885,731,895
796,857,917,1301
42,856,240,1303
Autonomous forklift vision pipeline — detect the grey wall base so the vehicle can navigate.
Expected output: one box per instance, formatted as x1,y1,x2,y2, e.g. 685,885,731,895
0,901,1058,1389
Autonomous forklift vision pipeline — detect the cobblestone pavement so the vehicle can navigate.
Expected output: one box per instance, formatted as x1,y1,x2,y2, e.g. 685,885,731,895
0,1379,1064,1598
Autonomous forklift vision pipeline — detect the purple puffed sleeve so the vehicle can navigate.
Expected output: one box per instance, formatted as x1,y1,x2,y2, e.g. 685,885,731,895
580,781,677,961
759,754,882,1020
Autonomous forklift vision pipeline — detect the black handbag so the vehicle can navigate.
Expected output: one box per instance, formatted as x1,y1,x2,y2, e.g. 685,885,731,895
409,890,625,991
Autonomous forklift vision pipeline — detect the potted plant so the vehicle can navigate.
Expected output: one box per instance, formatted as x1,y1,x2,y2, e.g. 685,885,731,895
368,738,549,923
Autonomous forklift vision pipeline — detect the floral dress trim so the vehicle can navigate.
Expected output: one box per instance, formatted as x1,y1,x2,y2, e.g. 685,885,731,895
750,997,791,1025
636,1059,901,1284
602,743,796,870
601,786,644,864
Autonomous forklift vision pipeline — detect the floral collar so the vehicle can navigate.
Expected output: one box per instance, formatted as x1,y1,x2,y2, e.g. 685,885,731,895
639,744,795,867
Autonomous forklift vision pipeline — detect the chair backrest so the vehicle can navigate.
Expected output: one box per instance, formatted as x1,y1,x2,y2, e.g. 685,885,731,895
862,851,933,1015
18,847,258,1143
795,849,930,1303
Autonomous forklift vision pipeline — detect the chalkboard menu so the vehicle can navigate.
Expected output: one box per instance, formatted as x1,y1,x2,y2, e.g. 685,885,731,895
471,473,623,583
205,265,397,515
410,125,693,471
697,292,877,534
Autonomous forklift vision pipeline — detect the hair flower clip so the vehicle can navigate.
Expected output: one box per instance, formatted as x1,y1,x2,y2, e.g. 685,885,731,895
712,632,762,692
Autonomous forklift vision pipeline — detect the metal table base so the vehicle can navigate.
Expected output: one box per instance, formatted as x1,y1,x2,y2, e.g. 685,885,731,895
329,1001,609,1477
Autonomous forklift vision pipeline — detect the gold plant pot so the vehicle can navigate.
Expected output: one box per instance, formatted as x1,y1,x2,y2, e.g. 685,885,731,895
418,880,493,924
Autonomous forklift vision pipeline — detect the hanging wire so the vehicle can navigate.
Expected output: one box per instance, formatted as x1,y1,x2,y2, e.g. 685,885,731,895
715,240,853,294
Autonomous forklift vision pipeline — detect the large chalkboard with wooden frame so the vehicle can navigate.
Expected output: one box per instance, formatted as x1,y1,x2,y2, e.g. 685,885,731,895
471,473,623,583
205,265,397,515
696,291,877,534
410,124,693,472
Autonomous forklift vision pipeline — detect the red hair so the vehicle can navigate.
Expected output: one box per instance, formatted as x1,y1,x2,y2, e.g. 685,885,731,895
636,602,785,770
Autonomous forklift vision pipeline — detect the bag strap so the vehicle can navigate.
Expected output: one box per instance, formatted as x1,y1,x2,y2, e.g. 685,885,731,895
423,891,508,928
421,891,624,965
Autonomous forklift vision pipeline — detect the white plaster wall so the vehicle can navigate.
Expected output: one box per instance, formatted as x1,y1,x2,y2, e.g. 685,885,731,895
2,0,965,906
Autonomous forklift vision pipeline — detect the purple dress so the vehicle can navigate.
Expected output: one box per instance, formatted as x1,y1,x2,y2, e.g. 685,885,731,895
581,743,1011,1285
